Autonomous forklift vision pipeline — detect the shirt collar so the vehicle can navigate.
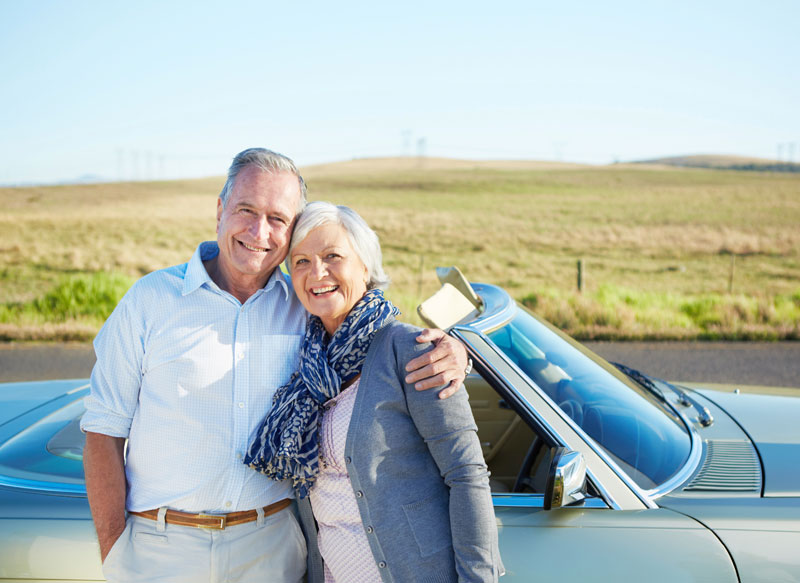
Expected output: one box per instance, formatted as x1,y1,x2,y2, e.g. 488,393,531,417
182,241,291,300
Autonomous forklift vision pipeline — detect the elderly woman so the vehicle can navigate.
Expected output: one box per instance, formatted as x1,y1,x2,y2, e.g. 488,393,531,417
245,202,502,582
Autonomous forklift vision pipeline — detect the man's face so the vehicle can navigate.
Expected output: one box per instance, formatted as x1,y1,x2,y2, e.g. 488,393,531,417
215,165,301,286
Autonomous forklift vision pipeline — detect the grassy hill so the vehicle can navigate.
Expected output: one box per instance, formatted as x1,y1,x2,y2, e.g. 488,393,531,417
2,157,799,341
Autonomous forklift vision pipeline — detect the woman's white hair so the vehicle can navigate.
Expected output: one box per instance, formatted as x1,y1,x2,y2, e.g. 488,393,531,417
288,201,390,290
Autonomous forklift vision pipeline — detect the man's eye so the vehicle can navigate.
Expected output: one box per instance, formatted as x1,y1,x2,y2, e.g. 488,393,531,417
270,216,287,225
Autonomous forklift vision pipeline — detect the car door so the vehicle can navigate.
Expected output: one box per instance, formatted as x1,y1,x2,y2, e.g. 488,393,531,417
493,498,738,581
461,338,738,582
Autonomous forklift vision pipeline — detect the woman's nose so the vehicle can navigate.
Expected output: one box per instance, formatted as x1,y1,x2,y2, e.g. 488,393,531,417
310,257,327,278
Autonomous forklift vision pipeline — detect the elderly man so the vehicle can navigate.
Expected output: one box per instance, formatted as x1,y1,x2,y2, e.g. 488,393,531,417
81,148,469,583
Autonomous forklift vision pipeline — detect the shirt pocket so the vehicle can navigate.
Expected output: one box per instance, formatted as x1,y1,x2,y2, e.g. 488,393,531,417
402,494,453,558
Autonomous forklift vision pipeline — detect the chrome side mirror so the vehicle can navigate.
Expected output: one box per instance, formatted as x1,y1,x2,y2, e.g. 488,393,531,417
544,448,587,510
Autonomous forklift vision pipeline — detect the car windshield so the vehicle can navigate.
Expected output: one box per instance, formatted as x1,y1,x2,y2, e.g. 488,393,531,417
487,306,691,490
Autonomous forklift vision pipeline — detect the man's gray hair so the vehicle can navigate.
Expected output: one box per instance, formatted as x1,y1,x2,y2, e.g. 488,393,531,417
288,201,390,291
219,147,307,214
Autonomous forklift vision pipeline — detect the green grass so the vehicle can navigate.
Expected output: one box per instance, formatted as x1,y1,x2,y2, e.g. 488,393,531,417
521,285,800,340
1,157,799,341
0,272,135,341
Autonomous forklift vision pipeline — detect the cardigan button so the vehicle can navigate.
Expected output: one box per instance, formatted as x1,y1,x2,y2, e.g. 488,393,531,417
378,561,387,569
366,526,374,533
356,490,364,498
345,456,352,464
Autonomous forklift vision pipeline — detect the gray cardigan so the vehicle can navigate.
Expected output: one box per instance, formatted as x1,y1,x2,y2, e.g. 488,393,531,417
297,320,502,583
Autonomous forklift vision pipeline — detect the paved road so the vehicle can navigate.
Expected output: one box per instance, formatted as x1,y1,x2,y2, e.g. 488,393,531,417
585,341,800,388
1,341,799,387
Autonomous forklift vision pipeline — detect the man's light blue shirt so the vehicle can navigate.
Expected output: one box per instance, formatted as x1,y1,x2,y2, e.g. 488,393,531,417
81,241,308,513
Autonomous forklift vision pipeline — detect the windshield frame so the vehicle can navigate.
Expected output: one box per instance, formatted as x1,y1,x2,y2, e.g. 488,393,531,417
454,282,703,500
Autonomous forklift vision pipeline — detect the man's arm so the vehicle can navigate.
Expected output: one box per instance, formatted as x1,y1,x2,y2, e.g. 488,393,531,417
83,432,127,562
404,328,469,399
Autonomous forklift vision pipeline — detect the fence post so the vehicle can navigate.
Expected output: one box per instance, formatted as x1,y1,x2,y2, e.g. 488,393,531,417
577,259,584,293
728,254,736,294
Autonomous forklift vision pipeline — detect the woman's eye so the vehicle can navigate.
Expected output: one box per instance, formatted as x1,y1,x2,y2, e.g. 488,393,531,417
294,258,308,266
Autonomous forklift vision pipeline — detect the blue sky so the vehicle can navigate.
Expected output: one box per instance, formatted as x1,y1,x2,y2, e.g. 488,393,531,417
1,0,798,184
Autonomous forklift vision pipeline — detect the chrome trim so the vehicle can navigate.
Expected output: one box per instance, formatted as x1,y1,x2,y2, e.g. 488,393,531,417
492,493,609,509
641,395,704,498
547,449,587,509
66,383,91,395
452,325,658,510
0,474,86,495
585,467,621,509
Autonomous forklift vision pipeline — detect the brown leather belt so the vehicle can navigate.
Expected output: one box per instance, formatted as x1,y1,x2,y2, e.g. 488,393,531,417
129,498,292,530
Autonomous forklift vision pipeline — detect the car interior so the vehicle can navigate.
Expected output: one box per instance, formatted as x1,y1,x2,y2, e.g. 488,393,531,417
464,370,554,495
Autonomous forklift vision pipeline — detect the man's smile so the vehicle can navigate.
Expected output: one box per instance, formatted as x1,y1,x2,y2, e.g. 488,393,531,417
238,240,268,253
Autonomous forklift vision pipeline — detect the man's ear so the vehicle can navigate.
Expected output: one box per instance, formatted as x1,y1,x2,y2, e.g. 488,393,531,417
216,198,223,233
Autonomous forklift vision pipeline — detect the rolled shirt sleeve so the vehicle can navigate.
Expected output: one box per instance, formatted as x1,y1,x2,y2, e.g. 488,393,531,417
81,286,146,438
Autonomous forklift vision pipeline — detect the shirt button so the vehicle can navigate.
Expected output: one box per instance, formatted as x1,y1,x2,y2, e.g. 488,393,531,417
225,501,232,508
237,352,244,361
355,491,364,498
238,402,245,409
378,561,387,569
366,526,373,534
236,452,243,460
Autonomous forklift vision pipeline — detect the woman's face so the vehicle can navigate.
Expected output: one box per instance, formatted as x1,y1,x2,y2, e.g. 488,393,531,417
290,223,369,335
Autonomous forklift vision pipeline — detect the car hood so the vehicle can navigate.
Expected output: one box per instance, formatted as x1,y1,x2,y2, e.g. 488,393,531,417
683,383,800,497
0,379,89,428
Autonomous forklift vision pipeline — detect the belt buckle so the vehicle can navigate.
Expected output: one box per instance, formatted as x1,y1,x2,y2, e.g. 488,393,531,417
196,513,226,530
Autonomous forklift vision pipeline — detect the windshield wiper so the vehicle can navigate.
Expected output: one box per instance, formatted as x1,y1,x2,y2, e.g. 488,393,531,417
611,362,667,403
612,362,713,427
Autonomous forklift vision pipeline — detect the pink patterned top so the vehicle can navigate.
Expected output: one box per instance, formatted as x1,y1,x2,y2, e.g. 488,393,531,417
309,379,382,582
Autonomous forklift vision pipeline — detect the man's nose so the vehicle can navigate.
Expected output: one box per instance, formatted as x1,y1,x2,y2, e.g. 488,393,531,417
248,215,269,239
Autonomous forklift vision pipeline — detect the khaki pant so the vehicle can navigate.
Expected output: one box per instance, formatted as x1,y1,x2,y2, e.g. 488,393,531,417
102,506,307,583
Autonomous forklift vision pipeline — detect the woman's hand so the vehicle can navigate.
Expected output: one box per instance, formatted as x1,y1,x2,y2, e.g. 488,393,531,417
404,329,469,399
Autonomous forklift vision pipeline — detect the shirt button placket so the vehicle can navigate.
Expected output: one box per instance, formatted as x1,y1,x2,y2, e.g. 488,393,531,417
227,307,249,507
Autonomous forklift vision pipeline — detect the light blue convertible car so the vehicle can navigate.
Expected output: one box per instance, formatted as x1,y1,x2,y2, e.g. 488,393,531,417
1,274,799,581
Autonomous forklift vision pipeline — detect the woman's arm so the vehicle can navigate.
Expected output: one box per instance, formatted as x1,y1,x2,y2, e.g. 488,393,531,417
399,338,501,582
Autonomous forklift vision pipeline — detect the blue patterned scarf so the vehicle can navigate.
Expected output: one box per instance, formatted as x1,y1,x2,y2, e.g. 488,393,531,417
244,288,399,498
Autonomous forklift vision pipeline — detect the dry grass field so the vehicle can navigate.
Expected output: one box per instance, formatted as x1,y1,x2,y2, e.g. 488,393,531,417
2,157,799,341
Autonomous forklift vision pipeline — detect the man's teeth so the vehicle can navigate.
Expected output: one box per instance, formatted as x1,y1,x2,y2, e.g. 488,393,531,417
312,286,338,295
241,242,266,252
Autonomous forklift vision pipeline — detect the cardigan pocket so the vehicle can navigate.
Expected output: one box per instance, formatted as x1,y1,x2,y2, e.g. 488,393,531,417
402,495,452,558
